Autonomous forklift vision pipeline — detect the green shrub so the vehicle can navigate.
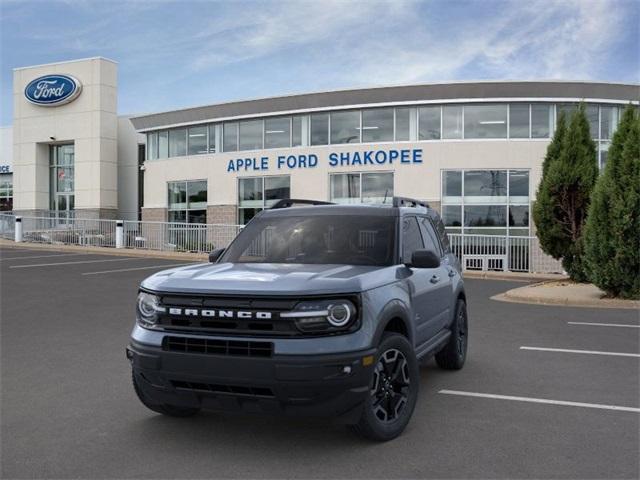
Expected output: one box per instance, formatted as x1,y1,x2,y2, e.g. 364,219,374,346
584,106,640,298
533,105,598,281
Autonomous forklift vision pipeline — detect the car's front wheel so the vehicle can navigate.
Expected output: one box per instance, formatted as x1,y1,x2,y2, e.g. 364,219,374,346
132,371,200,417
349,332,419,441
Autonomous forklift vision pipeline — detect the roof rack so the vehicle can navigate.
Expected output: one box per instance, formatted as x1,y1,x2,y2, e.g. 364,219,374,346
270,199,335,209
392,196,430,209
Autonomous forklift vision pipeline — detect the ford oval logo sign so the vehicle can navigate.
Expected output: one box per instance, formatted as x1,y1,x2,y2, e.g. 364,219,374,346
24,74,82,106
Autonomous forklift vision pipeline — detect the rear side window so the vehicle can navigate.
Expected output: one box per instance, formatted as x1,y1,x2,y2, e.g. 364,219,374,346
402,217,424,264
418,217,442,257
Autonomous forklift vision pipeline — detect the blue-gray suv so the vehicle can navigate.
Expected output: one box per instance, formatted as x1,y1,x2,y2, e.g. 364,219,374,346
127,197,468,441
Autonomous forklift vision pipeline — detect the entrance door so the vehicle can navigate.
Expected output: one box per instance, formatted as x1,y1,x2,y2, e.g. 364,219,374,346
50,144,75,223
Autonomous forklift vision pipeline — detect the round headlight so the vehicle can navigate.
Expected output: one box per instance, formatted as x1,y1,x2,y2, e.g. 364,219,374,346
327,303,352,327
136,292,162,326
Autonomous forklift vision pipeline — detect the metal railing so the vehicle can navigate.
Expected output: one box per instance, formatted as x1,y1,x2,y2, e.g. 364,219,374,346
122,221,242,253
0,213,15,240
1,213,565,273
20,216,118,247
448,234,564,274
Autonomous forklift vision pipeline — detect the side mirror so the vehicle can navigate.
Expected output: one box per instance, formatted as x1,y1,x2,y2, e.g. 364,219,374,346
408,249,440,269
208,248,225,263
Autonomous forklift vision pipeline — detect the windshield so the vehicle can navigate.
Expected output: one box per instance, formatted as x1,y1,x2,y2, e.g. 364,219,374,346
221,215,396,266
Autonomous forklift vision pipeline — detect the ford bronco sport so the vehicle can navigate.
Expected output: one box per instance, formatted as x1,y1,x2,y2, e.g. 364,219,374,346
127,197,468,441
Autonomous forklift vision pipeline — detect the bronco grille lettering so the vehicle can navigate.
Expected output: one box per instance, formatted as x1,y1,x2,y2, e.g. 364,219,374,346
167,308,273,320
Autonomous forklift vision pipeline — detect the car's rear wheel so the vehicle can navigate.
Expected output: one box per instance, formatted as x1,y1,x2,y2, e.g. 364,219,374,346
132,371,200,417
435,298,468,370
349,332,419,441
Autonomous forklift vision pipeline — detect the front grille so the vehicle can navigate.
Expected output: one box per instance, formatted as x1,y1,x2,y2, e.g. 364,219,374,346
163,336,273,357
156,295,300,337
171,380,274,398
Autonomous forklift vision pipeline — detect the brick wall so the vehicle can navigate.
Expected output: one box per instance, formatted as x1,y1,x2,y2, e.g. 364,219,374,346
141,208,167,223
207,205,237,225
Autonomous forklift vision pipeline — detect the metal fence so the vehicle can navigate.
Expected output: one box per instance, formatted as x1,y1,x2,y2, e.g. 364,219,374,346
1,213,565,273
20,216,118,248
0,213,15,240
448,234,564,274
122,221,242,253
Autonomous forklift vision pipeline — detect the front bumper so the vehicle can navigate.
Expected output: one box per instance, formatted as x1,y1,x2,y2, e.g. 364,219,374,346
128,339,376,422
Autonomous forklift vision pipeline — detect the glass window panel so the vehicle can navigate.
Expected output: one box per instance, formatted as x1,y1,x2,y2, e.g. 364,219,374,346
238,208,261,225
168,210,186,223
330,174,360,204
419,106,441,140
310,113,329,145
223,122,238,152
557,103,577,119
508,206,529,227
239,120,263,150
187,126,208,155
239,177,263,207
464,227,508,236
330,110,360,144
509,170,529,200
509,104,529,138
442,106,463,139
187,180,207,209
362,108,393,143
464,170,507,202
147,132,158,160
586,104,599,139
442,205,462,227
292,116,303,146
362,172,393,204
464,205,507,227
208,124,216,153
600,106,619,140
402,217,424,264
531,104,552,138
395,107,411,141
158,131,168,159
442,171,462,199
509,228,529,237
464,104,507,139
264,117,291,149
264,176,290,206
56,167,74,192
599,142,610,170
187,210,207,224
168,182,187,209
169,128,187,157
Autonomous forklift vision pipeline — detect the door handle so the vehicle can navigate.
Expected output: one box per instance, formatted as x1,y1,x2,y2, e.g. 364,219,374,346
430,275,440,284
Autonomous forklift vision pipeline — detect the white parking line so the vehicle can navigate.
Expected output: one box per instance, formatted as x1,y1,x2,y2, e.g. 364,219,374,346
82,263,196,275
10,258,136,269
568,322,640,329
520,346,640,358
1,253,88,261
438,390,640,413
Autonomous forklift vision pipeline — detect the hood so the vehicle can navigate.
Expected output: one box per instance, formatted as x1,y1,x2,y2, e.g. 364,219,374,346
140,262,399,295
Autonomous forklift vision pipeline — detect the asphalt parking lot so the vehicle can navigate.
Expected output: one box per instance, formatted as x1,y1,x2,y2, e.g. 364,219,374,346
1,245,638,479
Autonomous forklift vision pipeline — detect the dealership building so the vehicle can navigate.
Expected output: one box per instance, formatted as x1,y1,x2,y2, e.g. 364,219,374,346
5,57,639,240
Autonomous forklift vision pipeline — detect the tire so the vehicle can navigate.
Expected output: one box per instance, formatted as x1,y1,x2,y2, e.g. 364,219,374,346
435,298,468,370
132,371,200,418
349,333,419,441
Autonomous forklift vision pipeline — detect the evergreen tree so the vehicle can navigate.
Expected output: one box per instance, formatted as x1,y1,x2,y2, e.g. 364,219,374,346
584,106,640,298
533,104,598,281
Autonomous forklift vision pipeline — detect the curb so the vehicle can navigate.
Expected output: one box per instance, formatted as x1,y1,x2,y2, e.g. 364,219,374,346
492,282,640,310
0,239,207,262
462,271,567,282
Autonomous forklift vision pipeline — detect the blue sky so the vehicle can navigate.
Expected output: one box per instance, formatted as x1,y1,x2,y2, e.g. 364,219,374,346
1,0,638,126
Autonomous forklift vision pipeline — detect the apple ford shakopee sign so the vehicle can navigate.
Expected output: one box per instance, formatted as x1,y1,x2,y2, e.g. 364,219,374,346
24,74,82,106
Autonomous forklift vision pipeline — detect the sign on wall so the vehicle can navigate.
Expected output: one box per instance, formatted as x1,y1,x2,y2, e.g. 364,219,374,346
24,74,82,106
0,165,11,174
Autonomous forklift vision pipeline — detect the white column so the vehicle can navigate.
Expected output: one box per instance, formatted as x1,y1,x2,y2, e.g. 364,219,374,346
116,220,124,248
14,216,23,243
